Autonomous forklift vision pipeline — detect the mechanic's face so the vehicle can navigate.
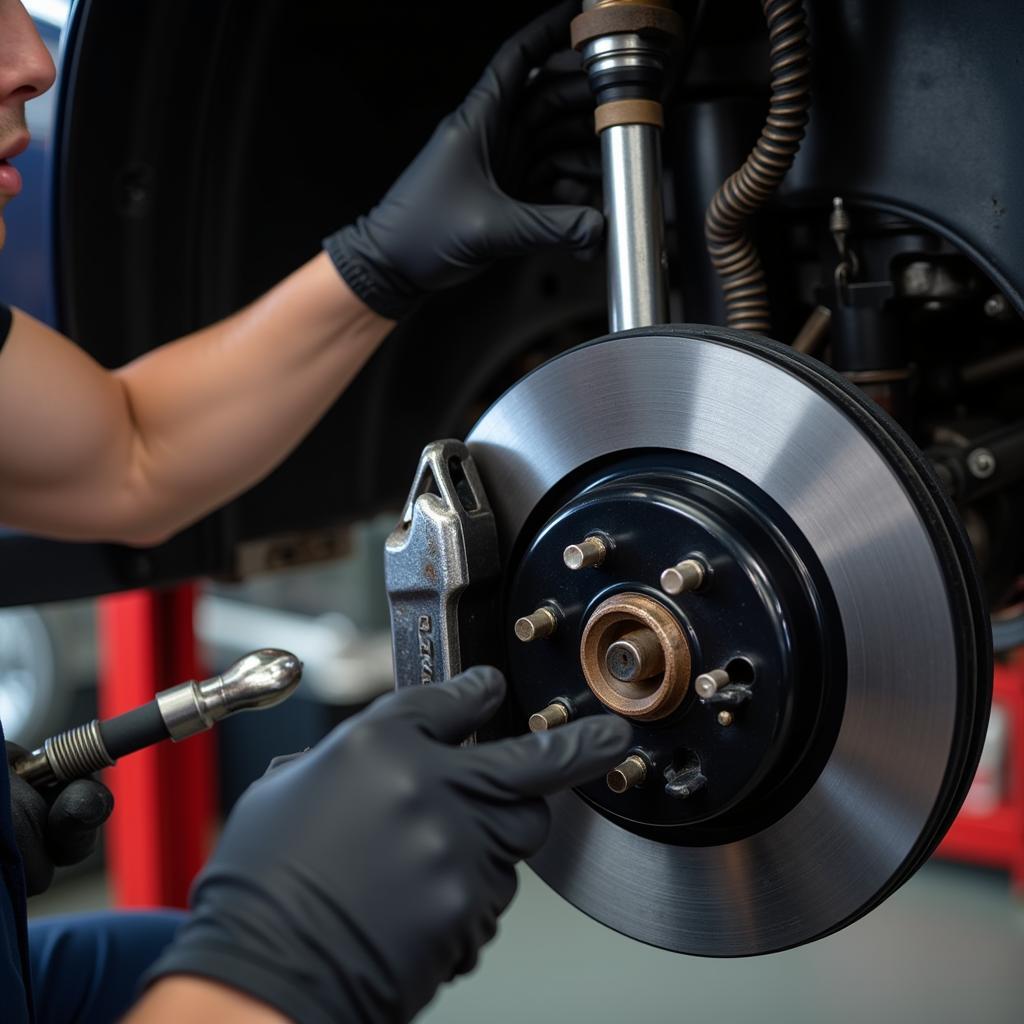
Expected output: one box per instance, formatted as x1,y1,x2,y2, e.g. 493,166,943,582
0,0,55,251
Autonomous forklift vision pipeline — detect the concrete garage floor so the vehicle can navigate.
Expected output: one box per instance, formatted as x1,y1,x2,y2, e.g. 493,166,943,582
30,859,1024,1023
420,861,1024,1024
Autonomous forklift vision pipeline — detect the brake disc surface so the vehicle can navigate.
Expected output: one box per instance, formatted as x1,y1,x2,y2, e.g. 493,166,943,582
466,325,990,956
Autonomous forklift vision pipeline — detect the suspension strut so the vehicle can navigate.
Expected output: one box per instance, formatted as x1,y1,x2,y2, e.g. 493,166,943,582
572,0,683,331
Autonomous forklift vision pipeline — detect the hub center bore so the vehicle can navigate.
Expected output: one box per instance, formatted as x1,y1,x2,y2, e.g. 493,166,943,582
580,592,691,721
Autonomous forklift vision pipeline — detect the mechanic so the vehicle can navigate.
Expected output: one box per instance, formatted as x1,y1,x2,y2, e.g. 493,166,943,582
0,1,632,1022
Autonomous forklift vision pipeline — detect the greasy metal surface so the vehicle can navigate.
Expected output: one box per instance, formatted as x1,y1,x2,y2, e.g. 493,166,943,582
385,441,499,688
467,330,958,954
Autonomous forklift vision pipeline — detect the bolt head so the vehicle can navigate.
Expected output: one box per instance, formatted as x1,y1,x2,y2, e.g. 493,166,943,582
984,294,1009,318
902,261,934,297
967,447,996,480
717,710,734,727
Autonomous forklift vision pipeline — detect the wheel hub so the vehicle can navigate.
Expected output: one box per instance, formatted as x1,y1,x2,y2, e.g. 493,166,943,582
505,457,842,833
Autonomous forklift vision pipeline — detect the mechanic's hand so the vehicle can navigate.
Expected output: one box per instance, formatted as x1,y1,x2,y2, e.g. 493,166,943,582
324,1,604,320
145,666,631,1024
6,742,114,896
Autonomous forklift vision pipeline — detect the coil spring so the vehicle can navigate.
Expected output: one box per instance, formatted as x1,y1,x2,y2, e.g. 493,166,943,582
704,0,811,334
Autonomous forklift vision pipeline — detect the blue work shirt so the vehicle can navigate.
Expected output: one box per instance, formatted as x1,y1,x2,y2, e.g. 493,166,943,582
1,715,34,1024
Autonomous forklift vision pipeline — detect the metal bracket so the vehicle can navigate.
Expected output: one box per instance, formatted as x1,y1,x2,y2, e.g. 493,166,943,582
384,440,500,690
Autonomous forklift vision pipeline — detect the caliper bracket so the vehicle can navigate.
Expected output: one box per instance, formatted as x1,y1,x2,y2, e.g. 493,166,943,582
384,440,500,691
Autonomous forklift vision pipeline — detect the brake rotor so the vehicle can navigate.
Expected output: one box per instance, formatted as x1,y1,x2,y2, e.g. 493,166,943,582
466,324,990,956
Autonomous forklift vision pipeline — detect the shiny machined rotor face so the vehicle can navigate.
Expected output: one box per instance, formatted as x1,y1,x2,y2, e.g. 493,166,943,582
466,325,990,956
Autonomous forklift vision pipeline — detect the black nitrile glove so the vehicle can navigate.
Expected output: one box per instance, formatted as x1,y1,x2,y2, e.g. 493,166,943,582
144,666,631,1024
324,1,604,320
6,742,114,896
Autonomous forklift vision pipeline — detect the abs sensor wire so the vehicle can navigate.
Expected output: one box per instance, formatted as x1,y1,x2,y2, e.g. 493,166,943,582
704,0,811,334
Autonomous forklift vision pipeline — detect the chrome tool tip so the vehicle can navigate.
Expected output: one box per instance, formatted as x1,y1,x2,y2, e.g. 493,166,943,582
217,649,304,713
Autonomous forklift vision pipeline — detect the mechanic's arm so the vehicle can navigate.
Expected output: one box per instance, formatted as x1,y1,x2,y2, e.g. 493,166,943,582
123,667,632,1024
0,261,391,545
0,2,599,547
126,978,289,1024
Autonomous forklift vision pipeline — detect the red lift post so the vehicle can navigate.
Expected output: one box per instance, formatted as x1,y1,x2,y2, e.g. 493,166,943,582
938,654,1024,892
98,585,216,908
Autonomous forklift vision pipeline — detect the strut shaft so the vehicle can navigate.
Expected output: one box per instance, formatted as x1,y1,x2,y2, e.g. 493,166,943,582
573,1,682,332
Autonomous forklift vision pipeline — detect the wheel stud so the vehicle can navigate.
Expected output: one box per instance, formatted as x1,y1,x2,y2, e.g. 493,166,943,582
660,557,706,595
563,535,608,570
607,753,649,794
529,701,571,732
695,668,730,699
717,710,734,727
514,606,558,642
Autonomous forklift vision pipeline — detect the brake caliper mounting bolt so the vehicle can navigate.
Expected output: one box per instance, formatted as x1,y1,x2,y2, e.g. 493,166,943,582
717,710,734,727
563,535,608,571
606,753,648,794
529,701,571,732
695,668,730,700
660,557,706,595
514,606,559,643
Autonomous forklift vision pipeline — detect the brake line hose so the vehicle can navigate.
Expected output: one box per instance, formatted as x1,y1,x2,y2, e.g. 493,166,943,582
705,0,811,334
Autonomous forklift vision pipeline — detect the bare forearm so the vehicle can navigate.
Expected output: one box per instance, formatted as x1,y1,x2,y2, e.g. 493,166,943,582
113,252,393,542
0,252,393,543
124,978,291,1024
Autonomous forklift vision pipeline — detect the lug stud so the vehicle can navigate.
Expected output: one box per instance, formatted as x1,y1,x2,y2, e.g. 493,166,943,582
660,558,706,596
695,668,730,700
514,606,558,643
529,701,571,732
717,710,734,727
563,535,608,571
606,753,648,794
